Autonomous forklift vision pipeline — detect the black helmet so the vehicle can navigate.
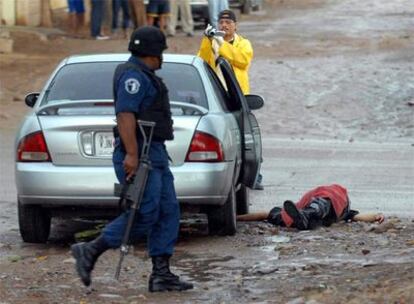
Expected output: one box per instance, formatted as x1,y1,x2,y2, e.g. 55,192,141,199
128,26,168,57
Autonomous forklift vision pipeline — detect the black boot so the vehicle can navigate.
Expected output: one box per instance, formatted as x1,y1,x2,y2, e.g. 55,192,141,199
284,198,332,230
149,255,194,292
71,236,109,286
284,200,312,230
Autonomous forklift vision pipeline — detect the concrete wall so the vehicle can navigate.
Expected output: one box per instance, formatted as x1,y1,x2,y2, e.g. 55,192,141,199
50,0,66,10
15,0,41,26
0,0,92,28
0,0,67,26
0,0,14,52
1,0,16,25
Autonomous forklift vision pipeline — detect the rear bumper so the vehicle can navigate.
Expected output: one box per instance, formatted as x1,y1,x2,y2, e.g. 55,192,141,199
16,161,234,207
173,162,233,205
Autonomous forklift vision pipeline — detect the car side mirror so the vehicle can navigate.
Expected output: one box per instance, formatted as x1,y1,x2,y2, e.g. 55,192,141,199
245,94,264,110
25,93,39,108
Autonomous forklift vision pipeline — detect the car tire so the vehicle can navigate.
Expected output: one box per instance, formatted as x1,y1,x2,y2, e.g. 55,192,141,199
253,3,262,11
207,183,237,236
236,184,250,215
241,0,252,14
18,200,51,243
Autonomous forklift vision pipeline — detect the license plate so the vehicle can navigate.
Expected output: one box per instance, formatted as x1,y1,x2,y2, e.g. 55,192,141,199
95,132,114,157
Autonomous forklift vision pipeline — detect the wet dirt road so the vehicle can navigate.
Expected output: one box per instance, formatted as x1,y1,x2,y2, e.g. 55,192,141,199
1,0,414,303
0,213,413,304
253,138,414,217
1,132,413,303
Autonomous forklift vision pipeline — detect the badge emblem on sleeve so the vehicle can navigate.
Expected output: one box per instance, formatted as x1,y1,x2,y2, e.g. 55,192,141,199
125,78,141,94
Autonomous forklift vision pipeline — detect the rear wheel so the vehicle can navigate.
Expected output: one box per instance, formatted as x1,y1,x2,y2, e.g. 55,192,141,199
18,200,51,243
236,184,250,215
252,1,262,11
207,183,237,236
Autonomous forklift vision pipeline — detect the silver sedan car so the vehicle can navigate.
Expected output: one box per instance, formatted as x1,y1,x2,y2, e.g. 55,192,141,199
16,54,263,243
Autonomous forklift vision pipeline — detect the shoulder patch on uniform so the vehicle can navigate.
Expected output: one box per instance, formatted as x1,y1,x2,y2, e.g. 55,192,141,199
124,78,141,94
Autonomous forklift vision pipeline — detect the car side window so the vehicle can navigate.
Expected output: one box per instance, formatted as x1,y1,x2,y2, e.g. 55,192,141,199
204,62,230,112
216,59,243,112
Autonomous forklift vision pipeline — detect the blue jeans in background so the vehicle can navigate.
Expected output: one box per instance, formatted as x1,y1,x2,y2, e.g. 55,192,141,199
90,0,105,37
207,0,229,28
112,0,130,31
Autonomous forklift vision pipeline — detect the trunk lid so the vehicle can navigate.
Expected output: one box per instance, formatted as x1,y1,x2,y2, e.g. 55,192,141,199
37,103,202,166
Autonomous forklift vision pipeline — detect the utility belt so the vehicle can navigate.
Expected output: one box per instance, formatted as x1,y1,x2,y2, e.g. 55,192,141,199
113,126,164,143
113,125,172,163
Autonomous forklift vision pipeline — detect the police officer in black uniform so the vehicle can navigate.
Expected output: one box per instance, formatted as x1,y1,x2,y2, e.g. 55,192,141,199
71,26,193,292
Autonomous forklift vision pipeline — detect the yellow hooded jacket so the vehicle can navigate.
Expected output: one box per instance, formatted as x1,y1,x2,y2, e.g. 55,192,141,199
197,34,253,94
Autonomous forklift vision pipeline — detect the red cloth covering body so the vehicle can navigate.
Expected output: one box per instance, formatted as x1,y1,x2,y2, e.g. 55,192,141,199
281,184,350,227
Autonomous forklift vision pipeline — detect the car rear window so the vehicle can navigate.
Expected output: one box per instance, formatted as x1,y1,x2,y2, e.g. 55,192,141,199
42,61,208,109
157,63,208,108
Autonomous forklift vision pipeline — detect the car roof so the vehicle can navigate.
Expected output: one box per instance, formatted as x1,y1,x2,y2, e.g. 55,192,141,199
65,53,201,65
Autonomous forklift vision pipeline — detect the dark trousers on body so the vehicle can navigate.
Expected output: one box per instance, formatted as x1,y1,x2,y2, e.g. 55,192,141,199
102,144,180,256
91,0,105,37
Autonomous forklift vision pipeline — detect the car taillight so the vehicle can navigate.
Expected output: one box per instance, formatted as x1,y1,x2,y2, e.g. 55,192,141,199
185,131,224,162
17,131,51,162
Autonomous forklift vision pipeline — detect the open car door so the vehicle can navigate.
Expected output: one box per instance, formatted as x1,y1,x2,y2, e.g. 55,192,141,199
216,57,263,188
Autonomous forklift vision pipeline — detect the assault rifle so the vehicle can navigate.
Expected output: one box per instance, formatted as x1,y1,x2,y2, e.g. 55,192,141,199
113,120,155,280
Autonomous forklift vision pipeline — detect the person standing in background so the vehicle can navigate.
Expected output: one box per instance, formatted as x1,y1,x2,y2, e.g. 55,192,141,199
198,9,265,190
167,0,194,37
67,0,85,36
90,0,109,39
198,10,252,94
112,0,130,38
147,0,170,33
207,0,228,28
129,0,146,28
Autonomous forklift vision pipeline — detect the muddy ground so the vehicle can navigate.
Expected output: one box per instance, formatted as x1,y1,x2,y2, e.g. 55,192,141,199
0,218,414,304
0,0,414,303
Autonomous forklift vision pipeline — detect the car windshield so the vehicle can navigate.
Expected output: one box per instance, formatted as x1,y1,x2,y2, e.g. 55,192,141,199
42,61,208,109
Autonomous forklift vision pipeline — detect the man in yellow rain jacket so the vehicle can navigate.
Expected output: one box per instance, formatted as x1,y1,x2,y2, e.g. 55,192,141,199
197,10,253,94
198,10,264,190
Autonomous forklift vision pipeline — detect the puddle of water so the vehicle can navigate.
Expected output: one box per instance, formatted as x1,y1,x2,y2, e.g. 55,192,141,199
274,248,414,269
259,245,276,253
178,254,236,282
266,235,291,243
255,235,292,257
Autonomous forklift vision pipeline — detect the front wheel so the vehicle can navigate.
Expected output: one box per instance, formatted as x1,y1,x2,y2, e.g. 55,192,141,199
18,200,51,243
207,184,237,236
